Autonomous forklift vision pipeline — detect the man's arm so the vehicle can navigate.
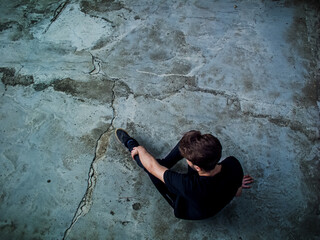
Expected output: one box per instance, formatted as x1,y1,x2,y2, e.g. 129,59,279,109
131,146,168,183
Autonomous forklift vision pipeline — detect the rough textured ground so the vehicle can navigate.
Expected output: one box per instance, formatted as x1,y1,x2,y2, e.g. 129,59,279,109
0,0,319,239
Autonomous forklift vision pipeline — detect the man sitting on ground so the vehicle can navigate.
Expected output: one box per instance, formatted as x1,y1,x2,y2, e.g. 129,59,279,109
115,129,253,220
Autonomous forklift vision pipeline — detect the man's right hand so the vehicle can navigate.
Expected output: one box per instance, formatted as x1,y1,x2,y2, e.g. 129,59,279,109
242,175,254,189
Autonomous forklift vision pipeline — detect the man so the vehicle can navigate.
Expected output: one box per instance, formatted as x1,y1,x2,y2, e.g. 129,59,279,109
115,129,253,220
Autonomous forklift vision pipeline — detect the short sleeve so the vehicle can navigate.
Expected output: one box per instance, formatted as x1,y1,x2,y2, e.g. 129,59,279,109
164,170,193,197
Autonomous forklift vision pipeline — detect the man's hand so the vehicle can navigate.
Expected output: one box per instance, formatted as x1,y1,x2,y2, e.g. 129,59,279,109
131,146,168,183
242,175,254,189
131,146,146,159
236,175,253,197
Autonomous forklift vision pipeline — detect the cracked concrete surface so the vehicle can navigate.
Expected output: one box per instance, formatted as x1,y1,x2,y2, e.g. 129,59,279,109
0,0,319,239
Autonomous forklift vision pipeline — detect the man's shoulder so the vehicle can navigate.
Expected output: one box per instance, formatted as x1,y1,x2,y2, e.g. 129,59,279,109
220,156,243,173
220,156,240,165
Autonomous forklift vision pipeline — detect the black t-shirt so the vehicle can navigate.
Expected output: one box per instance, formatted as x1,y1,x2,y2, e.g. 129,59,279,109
163,156,244,220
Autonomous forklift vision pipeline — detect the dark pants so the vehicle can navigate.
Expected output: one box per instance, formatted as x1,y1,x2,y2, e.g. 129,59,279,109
126,139,183,207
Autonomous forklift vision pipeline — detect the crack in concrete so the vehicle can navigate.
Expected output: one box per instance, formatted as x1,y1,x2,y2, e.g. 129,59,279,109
242,111,318,141
89,14,114,25
134,84,318,141
62,81,116,240
89,53,103,75
196,89,318,141
136,69,193,78
43,0,70,34
186,86,318,140
87,53,122,81
188,86,238,100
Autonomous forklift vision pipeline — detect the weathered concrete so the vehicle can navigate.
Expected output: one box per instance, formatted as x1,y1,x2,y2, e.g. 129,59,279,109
0,0,319,239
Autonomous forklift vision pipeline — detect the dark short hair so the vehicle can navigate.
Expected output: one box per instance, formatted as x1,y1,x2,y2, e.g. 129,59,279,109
179,130,222,171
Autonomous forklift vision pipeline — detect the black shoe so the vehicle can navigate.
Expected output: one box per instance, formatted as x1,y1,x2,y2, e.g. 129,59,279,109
115,128,132,148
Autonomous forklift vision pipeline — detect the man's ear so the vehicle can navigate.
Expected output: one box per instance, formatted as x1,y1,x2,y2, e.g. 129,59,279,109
194,165,202,172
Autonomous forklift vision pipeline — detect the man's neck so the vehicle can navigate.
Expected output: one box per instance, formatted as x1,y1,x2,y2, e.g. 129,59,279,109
198,164,222,177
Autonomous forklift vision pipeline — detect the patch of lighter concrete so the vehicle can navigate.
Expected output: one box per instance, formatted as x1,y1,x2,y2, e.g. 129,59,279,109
32,3,113,51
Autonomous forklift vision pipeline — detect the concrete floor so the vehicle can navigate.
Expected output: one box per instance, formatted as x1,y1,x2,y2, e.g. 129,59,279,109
0,0,319,239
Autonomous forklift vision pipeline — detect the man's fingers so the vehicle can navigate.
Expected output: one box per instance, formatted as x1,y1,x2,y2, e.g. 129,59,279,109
243,180,254,185
243,179,254,183
243,176,254,182
244,175,253,180
242,182,253,186
131,148,138,159
242,175,254,189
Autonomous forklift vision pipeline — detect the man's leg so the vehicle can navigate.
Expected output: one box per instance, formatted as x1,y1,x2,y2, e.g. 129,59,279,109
115,129,177,207
127,139,178,206
158,142,183,169
116,129,183,169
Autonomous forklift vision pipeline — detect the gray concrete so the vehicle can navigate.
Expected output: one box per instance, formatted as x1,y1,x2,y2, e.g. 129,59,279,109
0,0,319,239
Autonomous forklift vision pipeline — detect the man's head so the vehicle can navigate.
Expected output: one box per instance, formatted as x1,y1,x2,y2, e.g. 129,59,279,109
179,130,222,172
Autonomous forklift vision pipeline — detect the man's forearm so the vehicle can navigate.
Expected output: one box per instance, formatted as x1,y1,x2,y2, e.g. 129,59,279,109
131,146,168,182
138,148,157,170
